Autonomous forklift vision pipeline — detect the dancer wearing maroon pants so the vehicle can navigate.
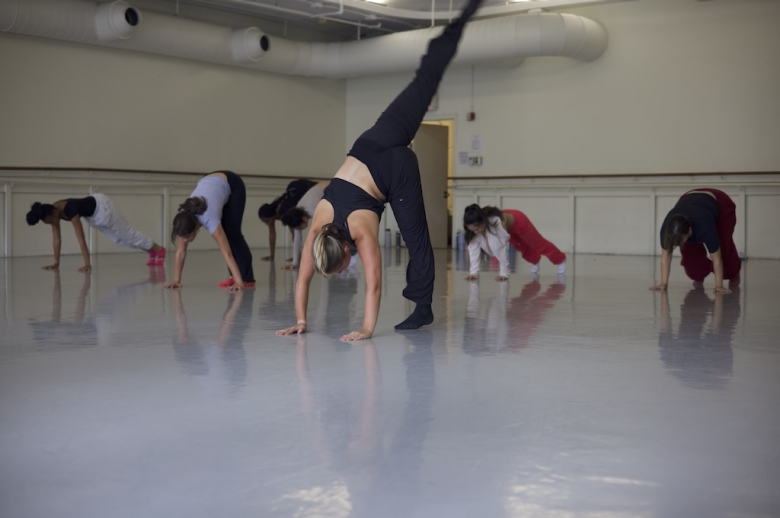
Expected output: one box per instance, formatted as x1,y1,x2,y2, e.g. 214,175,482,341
650,188,740,294
463,205,566,280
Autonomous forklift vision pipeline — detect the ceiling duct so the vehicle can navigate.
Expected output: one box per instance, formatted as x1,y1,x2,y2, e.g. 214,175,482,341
231,26,271,62
95,0,141,41
0,0,608,78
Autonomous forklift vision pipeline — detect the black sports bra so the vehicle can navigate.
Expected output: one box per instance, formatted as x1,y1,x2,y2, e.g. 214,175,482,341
60,196,97,221
322,178,385,244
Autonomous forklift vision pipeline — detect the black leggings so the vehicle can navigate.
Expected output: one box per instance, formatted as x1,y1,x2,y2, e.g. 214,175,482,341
221,171,255,283
354,0,480,305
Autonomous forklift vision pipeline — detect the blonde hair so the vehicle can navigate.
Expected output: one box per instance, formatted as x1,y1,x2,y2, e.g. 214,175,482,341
312,224,348,275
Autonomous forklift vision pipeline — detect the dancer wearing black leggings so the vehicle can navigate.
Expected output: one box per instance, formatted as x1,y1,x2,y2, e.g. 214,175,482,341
166,171,255,292
278,0,484,340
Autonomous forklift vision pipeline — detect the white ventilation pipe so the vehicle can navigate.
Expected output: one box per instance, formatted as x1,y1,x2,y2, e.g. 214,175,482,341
0,0,608,78
95,0,141,41
231,26,271,62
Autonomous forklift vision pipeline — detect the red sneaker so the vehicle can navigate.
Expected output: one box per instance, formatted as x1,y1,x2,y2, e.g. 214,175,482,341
218,278,236,288
155,247,166,265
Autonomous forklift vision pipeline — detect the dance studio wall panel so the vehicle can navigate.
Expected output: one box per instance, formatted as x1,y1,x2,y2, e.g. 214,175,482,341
0,33,346,177
745,195,780,260
575,196,650,255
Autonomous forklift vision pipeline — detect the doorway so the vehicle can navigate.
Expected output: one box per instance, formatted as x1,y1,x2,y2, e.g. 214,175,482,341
412,119,454,249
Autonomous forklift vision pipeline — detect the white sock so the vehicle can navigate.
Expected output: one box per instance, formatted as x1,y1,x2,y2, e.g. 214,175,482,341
530,262,540,274
557,261,567,274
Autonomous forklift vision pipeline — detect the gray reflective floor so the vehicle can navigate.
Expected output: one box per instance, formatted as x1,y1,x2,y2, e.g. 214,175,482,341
1,249,779,518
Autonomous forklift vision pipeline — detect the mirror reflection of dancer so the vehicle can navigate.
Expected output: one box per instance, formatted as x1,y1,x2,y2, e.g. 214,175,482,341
278,0,485,340
26,195,165,272
650,188,740,294
258,179,317,262
463,205,566,281
166,171,255,292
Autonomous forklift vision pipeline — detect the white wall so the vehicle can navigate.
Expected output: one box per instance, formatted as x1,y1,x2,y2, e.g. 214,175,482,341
0,32,347,176
346,0,780,176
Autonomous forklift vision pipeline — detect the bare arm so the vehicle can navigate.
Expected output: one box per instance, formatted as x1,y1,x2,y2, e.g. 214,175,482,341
43,221,62,270
650,248,672,291
164,236,188,289
710,248,731,294
212,224,245,290
342,223,381,341
277,202,333,336
262,220,276,261
70,216,91,272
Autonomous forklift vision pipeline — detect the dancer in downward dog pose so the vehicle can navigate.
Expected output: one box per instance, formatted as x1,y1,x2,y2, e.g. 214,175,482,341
166,171,255,292
26,194,165,272
277,0,484,340
463,205,566,281
279,180,329,270
650,188,740,294
258,179,317,262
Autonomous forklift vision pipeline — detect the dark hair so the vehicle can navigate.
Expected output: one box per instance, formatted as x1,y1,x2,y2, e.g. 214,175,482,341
26,202,56,225
171,197,207,242
258,203,278,220
312,223,349,275
280,207,310,229
463,204,503,244
662,214,691,252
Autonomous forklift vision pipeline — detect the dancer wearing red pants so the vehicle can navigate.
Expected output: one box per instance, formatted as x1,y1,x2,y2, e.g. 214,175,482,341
463,205,566,281
650,188,740,294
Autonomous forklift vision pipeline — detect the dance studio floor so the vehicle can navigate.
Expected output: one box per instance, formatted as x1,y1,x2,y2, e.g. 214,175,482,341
1,249,778,517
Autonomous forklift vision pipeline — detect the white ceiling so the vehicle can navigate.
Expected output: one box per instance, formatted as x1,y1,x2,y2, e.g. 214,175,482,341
136,0,625,41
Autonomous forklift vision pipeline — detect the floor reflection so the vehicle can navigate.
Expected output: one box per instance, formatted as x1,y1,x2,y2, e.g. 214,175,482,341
658,288,740,390
464,277,566,355
172,289,254,393
291,331,436,517
27,272,96,351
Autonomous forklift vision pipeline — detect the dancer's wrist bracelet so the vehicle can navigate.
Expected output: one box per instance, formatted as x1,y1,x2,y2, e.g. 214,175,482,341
297,320,306,324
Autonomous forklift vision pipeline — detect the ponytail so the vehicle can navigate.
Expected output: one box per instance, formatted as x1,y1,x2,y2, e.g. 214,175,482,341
179,197,207,215
171,197,207,242
312,224,348,275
